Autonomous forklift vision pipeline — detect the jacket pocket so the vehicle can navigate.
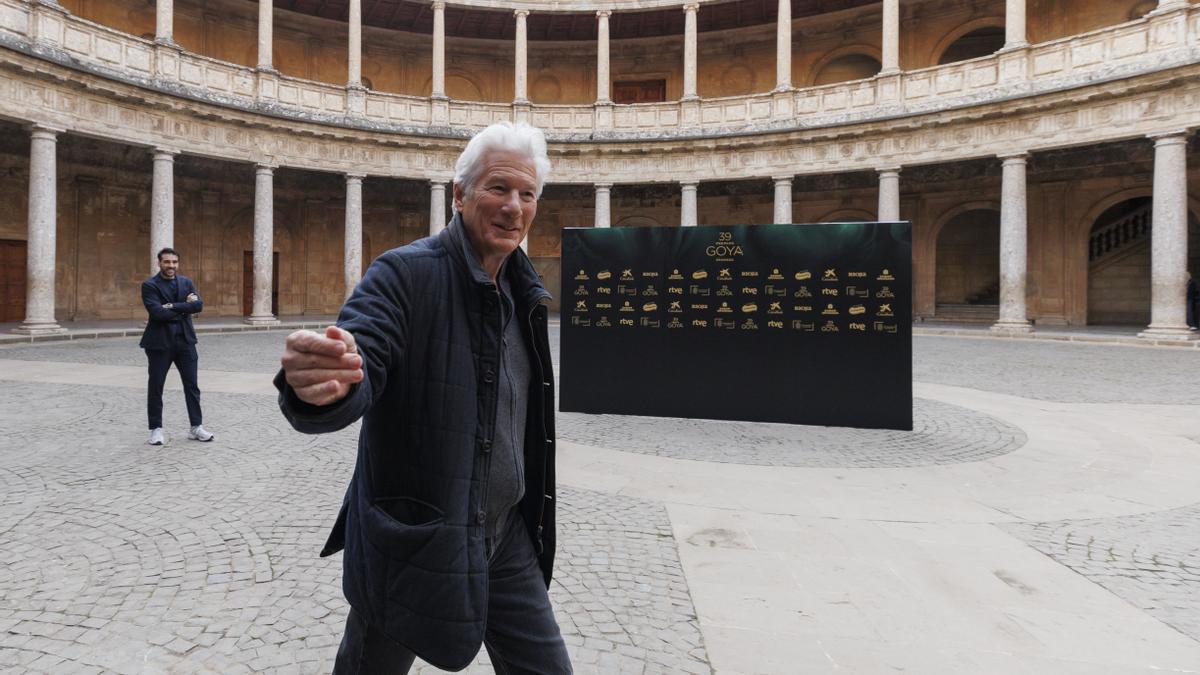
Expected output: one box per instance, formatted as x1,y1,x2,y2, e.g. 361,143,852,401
362,496,445,559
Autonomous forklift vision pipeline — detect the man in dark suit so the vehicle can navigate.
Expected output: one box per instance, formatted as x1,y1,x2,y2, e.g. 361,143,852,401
140,247,213,445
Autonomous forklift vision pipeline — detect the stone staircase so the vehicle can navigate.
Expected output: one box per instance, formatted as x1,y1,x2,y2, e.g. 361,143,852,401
1089,204,1152,267
926,303,999,324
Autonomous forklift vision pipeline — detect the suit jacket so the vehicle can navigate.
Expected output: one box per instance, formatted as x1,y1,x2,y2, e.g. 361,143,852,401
139,272,203,349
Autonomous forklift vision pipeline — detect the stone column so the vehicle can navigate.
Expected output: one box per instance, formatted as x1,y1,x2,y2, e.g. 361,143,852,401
680,181,698,227
595,183,612,228
347,0,362,88
596,11,611,103
1140,132,1195,340
247,164,279,325
431,1,446,98
429,180,446,236
877,167,901,222
992,153,1032,332
257,0,273,70
775,0,791,90
155,0,174,45
1152,0,1190,13
772,176,792,225
344,173,364,299
514,10,529,103
881,0,900,74
150,148,177,276
15,125,65,335
1004,0,1027,50
682,3,699,100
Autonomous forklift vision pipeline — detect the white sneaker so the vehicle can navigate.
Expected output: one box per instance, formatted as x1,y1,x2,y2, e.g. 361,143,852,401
148,428,164,445
188,425,214,442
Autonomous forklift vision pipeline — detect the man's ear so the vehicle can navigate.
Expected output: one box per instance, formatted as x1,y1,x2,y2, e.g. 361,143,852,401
452,182,463,211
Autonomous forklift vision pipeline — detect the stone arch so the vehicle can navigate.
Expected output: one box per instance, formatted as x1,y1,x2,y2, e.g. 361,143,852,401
419,71,486,101
932,204,1001,308
531,73,562,103
931,19,1006,67
615,215,663,228
719,64,757,96
816,207,875,223
808,46,883,86
1071,188,1200,325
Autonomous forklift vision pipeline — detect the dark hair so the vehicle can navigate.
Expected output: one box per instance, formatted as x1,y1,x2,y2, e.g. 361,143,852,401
157,247,179,261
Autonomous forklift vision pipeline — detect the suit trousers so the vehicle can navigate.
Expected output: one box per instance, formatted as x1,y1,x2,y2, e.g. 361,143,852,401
145,339,202,429
333,509,572,674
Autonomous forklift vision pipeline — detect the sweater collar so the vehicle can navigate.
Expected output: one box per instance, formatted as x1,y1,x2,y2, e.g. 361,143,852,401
441,212,552,307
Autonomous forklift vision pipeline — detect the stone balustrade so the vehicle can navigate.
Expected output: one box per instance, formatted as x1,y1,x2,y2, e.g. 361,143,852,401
2,0,1196,141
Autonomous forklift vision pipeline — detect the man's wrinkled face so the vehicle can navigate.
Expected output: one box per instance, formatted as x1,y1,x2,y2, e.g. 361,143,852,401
158,254,179,279
455,149,539,265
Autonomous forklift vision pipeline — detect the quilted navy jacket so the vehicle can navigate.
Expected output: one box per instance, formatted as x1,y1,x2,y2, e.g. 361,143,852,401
275,216,557,670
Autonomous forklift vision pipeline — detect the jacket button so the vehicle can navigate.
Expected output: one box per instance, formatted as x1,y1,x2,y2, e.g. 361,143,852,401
484,370,495,383
482,439,492,452
476,511,486,524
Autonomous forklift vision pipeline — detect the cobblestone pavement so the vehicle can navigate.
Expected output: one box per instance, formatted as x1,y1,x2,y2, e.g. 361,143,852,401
559,398,1027,467
1003,505,1200,644
0,380,708,674
0,333,288,374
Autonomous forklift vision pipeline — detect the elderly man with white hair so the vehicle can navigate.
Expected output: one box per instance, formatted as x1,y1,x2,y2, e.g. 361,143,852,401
276,122,570,673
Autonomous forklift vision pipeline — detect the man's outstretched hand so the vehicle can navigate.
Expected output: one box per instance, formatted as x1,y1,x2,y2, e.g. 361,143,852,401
282,326,364,406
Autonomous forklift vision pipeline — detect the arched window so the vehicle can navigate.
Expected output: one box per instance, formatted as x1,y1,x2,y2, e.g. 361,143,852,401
812,54,882,86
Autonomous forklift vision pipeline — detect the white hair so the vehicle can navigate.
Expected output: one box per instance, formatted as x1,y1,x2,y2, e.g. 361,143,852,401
453,122,551,199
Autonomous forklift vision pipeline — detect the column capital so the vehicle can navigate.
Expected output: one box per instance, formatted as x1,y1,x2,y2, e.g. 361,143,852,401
679,180,699,188
513,8,529,18
594,182,613,190
152,147,180,159
255,163,276,174
431,0,445,9
596,9,611,18
345,172,366,181
771,175,793,184
998,151,1029,163
1149,130,1190,145
429,178,448,187
682,3,699,12
28,123,65,138
876,166,902,175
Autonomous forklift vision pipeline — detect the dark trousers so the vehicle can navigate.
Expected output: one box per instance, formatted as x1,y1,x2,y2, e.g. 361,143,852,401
333,510,572,674
145,341,202,429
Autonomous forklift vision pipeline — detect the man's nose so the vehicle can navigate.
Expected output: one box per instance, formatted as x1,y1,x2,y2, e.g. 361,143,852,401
501,190,521,213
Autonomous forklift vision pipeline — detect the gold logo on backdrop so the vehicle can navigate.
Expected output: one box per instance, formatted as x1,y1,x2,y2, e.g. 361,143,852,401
692,269,708,280
618,285,637,296
642,285,658,296
595,303,612,309
821,288,839,297
823,269,839,282
596,286,612,295
640,317,660,328
715,318,736,330
795,270,812,281
574,286,588,296
619,318,634,326
793,320,816,331
767,320,784,329
848,271,867,278
669,301,682,312
596,316,612,327
689,285,711,296
668,286,683,295
846,286,869,298
821,320,840,332
822,303,839,315
620,269,634,280
741,302,758,313
706,231,745,260
768,268,784,280
691,303,709,310
619,301,634,312
876,286,895,298
741,319,759,330
878,303,894,317
570,316,591,327
874,321,898,333
768,302,783,314
717,302,733,313
575,300,588,311
849,322,866,331
643,302,658,312
742,287,758,295
574,270,589,280
717,285,733,296
877,268,895,281
668,269,684,280
597,270,612,280
794,286,812,298
692,319,709,328
848,305,866,315
641,271,659,278
765,285,786,297
668,317,684,328
718,268,733,280
740,271,759,278
794,305,813,312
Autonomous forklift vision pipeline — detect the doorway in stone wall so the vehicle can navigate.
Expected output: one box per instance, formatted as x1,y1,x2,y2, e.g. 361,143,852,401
0,239,26,323
242,251,279,317
1086,198,1199,325
934,209,1000,323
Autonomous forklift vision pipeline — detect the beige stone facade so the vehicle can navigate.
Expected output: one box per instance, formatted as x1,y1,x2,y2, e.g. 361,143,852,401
0,0,1197,334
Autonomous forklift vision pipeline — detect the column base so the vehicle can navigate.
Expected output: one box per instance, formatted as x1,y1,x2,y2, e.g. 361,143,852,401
244,315,281,327
1137,325,1198,341
990,320,1033,334
12,320,67,336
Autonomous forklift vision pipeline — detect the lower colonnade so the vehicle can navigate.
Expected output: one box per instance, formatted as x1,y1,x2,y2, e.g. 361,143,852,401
0,0,1197,340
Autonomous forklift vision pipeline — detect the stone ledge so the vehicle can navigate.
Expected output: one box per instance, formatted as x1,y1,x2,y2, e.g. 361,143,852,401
914,327,1200,350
